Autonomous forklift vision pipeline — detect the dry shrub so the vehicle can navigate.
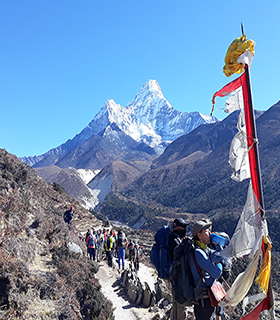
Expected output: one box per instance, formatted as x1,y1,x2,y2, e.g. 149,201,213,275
57,259,87,290
51,245,114,320
0,250,31,318
76,279,114,320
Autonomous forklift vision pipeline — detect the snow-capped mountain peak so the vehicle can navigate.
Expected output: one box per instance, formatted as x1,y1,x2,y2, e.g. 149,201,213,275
127,79,165,110
20,79,218,166
140,79,164,98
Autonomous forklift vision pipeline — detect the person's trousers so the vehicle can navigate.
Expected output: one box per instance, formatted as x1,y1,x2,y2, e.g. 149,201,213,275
118,247,125,269
194,297,214,320
134,257,139,271
88,247,96,261
171,300,186,320
171,286,186,320
96,242,103,261
106,250,113,267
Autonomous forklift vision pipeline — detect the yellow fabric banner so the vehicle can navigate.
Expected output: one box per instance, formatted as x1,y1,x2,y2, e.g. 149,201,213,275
255,236,272,294
223,35,255,77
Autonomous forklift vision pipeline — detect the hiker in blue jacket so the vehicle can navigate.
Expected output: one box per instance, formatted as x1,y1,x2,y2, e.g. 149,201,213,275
86,229,97,261
116,229,128,271
190,218,224,320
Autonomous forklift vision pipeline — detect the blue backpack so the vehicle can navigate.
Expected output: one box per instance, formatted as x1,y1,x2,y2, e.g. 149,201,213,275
88,235,95,248
150,225,171,279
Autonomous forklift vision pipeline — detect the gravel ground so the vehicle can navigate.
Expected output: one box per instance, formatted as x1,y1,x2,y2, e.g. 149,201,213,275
96,257,160,320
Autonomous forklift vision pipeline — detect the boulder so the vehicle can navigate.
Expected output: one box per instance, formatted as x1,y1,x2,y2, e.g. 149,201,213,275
142,282,152,308
135,286,144,305
127,283,138,303
68,242,83,255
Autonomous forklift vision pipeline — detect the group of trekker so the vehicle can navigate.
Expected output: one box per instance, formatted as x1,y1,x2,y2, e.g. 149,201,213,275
84,228,105,262
164,217,231,320
65,206,228,319
83,227,141,272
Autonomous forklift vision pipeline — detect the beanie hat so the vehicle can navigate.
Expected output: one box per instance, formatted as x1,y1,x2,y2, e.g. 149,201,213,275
173,218,189,229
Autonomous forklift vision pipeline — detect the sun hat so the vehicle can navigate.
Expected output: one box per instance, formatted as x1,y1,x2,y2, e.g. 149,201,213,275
192,218,212,237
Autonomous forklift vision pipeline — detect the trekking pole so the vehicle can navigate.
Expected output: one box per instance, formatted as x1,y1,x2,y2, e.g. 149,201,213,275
221,276,231,290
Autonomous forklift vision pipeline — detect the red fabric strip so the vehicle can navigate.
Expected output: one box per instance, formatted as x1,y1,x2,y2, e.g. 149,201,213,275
211,75,244,116
240,293,272,319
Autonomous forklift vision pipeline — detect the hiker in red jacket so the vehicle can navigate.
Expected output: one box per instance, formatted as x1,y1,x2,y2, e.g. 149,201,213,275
86,230,97,261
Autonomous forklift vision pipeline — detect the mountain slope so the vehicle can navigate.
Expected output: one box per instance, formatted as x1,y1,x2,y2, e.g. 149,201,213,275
87,159,153,199
35,166,101,209
34,123,154,170
120,103,279,216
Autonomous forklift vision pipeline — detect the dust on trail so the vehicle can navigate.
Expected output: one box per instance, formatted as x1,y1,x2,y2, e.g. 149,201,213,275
96,258,158,320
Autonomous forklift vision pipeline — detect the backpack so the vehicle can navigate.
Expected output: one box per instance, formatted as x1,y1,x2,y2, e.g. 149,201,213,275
117,230,125,248
150,225,171,279
106,236,112,250
128,242,134,253
135,244,141,257
169,237,196,306
88,235,95,248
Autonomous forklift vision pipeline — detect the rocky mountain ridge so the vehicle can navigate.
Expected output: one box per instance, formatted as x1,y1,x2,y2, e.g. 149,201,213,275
18,79,218,211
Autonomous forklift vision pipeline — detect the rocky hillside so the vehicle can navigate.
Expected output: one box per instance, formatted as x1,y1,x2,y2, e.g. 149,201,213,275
0,149,114,319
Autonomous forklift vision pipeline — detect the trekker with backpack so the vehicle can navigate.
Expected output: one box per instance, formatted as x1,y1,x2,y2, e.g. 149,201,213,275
86,229,97,261
190,219,225,320
128,240,140,271
105,230,115,267
116,229,128,271
96,229,104,262
168,218,189,320
85,229,91,258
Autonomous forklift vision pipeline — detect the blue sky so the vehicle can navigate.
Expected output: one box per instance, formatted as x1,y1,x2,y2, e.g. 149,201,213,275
1,1,280,158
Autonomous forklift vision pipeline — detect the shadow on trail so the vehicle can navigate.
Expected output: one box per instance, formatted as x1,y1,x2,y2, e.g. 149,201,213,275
112,279,130,300
122,305,135,310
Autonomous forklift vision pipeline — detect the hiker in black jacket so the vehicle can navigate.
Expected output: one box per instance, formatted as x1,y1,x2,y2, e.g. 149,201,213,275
168,218,189,320
64,206,74,229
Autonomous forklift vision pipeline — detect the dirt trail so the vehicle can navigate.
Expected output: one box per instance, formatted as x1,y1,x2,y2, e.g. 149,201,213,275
96,258,158,320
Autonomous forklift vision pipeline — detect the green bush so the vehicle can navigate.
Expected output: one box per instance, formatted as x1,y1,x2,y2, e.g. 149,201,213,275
52,182,65,194
88,260,100,275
